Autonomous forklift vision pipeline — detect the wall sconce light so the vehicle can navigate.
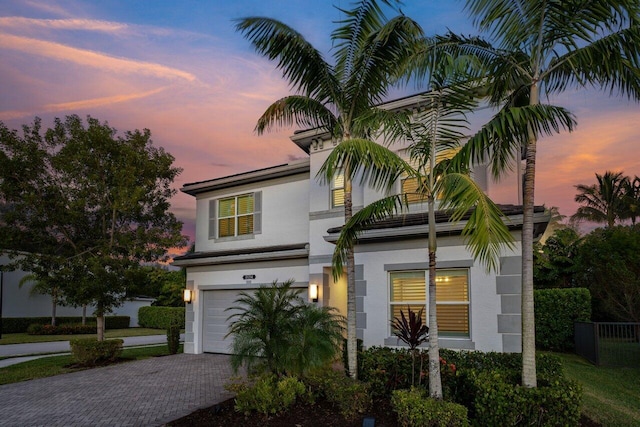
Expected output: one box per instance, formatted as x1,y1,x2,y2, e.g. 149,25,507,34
308,283,318,303
183,289,192,304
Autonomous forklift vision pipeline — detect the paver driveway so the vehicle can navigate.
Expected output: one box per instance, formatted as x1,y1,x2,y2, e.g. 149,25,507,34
0,353,234,427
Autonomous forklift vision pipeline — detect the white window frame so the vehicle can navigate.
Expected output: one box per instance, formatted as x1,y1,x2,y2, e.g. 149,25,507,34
330,171,345,209
208,192,262,240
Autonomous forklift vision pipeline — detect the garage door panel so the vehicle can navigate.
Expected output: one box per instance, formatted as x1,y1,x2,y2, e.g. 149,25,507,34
202,289,248,354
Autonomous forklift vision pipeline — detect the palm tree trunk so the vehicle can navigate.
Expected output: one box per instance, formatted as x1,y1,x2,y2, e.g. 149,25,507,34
428,194,442,398
521,83,539,388
344,162,358,379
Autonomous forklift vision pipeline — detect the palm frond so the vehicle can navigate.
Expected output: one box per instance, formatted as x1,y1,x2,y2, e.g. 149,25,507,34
235,17,338,101
255,96,338,134
545,25,640,100
438,172,515,272
317,138,413,192
449,104,576,179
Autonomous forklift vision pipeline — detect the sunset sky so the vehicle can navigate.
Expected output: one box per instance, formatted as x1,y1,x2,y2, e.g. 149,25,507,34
1,0,638,253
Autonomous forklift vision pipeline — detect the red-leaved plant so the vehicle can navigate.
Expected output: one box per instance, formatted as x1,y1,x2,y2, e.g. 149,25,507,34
391,305,429,386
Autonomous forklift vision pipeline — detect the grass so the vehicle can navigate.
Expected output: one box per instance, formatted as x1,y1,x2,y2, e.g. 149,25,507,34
557,352,640,427
0,328,166,345
0,344,182,386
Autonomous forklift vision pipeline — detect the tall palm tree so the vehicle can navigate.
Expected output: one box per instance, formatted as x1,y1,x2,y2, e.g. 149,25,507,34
623,175,640,225
431,0,640,387
235,0,423,378
571,171,629,227
328,58,516,398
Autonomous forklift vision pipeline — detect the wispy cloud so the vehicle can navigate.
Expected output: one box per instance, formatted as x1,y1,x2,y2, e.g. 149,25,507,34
0,16,127,32
0,87,169,120
0,33,197,81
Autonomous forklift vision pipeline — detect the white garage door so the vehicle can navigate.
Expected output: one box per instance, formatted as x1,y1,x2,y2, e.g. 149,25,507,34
202,289,246,354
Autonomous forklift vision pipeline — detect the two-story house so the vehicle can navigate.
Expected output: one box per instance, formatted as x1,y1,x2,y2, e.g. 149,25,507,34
172,93,550,355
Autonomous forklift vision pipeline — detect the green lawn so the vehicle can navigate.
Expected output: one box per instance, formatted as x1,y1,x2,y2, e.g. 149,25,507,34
0,344,181,385
557,352,640,427
0,328,165,345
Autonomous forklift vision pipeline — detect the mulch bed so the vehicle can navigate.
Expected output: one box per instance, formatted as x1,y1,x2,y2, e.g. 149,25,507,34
167,397,399,427
167,397,602,427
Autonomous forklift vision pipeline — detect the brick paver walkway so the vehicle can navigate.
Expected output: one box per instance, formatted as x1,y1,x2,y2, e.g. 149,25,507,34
0,353,234,427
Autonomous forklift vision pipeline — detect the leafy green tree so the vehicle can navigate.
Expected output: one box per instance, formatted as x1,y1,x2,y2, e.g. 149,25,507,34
226,280,344,376
329,60,515,398
574,225,640,322
571,171,629,227
0,115,187,340
235,0,422,378
434,0,640,387
534,227,581,289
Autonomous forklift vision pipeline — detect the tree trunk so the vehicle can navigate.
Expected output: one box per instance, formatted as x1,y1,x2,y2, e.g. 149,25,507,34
521,83,539,388
428,200,443,399
96,308,105,341
344,162,358,379
51,290,57,327
82,305,87,325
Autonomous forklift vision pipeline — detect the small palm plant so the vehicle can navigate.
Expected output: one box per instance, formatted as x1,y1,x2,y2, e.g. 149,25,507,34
391,305,429,386
226,279,345,376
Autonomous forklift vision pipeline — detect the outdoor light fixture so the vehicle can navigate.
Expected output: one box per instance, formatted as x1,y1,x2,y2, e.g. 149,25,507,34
183,289,192,304
309,283,319,303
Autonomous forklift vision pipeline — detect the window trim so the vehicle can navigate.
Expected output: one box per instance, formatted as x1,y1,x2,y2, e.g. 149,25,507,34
389,268,470,339
208,191,262,240
330,171,345,209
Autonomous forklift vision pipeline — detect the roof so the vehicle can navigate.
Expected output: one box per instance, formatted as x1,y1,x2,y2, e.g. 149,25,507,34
180,158,310,196
172,243,309,267
325,204,550,243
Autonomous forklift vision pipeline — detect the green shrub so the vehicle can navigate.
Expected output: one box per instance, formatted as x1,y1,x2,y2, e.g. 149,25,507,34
358,346,417,398
166,323,181,355
69,338,124,366
392,388,469,427
138,306,185,329
468,370,582,426
304,368,372,420
27,323,96,335
535,287,591,351
2,316,130,333
225,374,307,417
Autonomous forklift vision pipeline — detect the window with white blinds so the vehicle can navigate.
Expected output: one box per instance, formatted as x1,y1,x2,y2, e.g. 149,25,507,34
390,269,470,338
331,172,345,208
210,192,261,239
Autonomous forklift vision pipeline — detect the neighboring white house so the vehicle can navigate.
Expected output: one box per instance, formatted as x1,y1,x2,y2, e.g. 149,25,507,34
173,94,550,355
0,254,153,327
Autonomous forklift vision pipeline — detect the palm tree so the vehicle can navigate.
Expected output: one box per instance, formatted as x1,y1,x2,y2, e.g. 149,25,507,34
571,171,629,227
623,175,640,225
235,0,423,378
225,279,344,376
431,0,640,387
328,60,515,398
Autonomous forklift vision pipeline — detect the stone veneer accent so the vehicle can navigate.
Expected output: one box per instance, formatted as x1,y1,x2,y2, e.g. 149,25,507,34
184,280,195,354
497,256,522,352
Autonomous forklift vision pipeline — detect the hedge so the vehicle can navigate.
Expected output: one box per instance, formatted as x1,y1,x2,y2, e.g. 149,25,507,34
27,323,97,335
535,287,591,351
1,316,130,334
138,306,185,329
70,338,124,366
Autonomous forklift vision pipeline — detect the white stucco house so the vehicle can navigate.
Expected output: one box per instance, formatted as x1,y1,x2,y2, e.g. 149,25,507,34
173,94,550,355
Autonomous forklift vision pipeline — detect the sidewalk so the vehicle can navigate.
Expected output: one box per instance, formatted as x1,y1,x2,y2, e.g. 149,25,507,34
0,334,182,368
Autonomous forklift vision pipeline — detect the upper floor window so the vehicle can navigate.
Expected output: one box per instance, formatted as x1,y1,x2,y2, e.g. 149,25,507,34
331,172,345,208
389,269,470,338
401,176,428,203
209,192,261,239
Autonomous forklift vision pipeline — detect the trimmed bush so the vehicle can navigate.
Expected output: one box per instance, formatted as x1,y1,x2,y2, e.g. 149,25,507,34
468,370,582,426
2,316,130,333
69,338,124,366
138,306,185,329
535,287,591,351
358,346,416,398
304,368,372,420
225,374,307,417
27,323,96,335
167,323,181,355
392,388,469,427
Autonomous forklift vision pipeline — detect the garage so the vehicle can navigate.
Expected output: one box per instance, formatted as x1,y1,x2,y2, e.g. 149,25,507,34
202,289,246,354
